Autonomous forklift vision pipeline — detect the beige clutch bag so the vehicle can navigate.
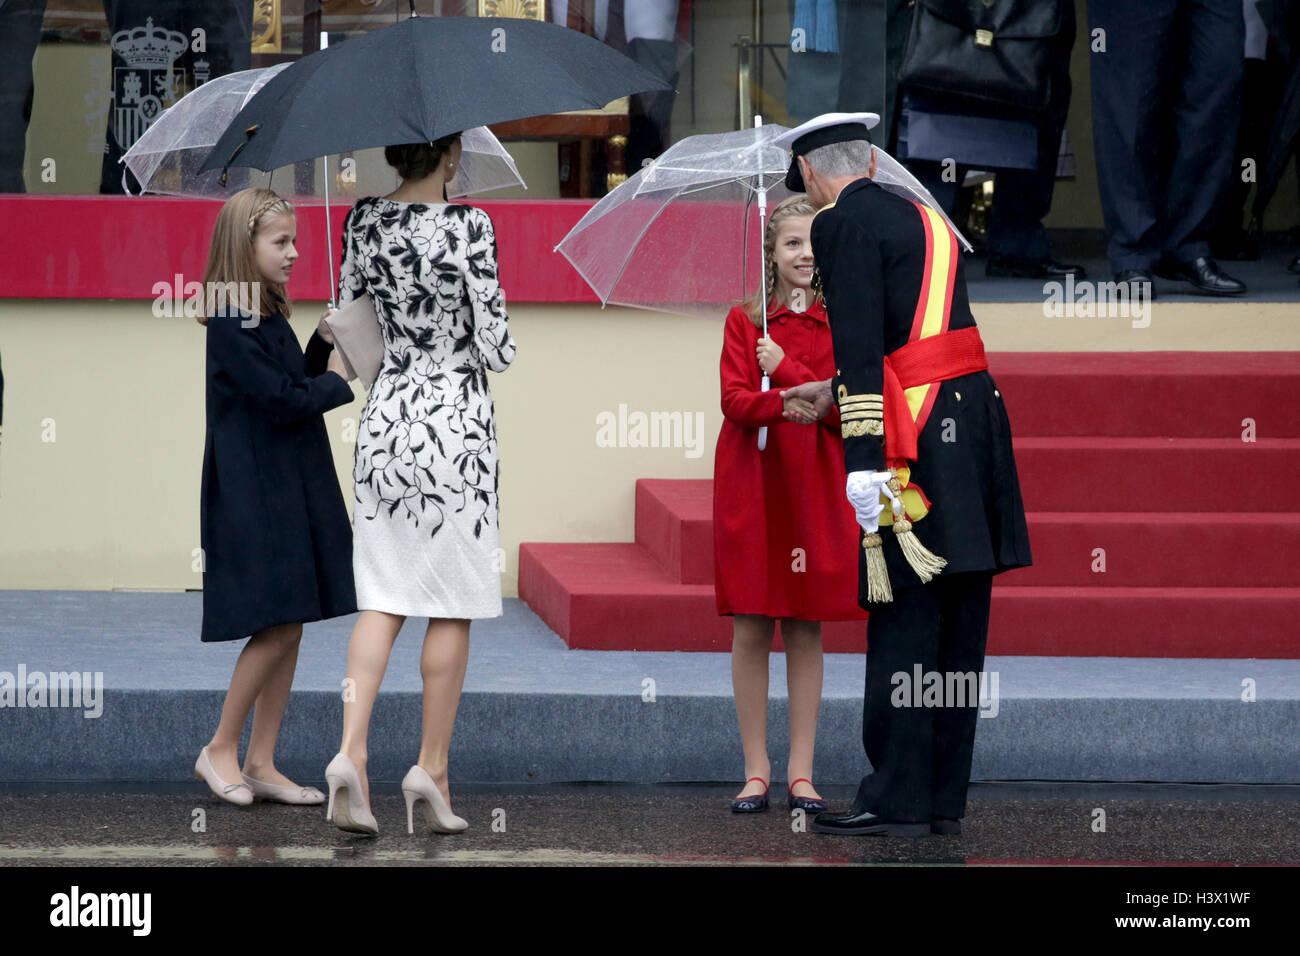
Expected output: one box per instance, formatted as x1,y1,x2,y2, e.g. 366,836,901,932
319,294,383,390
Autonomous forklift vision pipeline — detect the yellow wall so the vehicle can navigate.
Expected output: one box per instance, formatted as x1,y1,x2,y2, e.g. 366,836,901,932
0,299,727,593
2,296,1297,593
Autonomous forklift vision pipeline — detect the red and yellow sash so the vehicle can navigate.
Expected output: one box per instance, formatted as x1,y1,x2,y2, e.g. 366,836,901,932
879,203,986,525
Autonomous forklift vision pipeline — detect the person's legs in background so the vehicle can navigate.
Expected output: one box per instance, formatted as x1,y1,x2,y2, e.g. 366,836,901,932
1087,0,1180,282
1211,56,1277,260
985,0,1085,279
1155,0,1247,294
0,0,48,193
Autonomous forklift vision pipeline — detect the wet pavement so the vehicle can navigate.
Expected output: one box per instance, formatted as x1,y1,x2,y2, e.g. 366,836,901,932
1,781,1296,867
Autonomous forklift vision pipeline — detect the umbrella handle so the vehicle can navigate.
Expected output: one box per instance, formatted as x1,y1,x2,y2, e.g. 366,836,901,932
758,373,770,450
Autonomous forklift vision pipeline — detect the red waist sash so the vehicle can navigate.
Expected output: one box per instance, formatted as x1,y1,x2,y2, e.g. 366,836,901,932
881,325,988,464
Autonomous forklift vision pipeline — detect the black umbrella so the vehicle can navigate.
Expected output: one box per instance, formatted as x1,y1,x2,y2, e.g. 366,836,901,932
200,10,673,177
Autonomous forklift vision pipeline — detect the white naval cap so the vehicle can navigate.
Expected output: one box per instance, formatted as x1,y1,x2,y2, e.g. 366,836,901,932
773,112,880,191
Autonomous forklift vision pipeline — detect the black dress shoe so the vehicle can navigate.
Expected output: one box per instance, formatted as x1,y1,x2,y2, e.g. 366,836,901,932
1155,256,1246,296
1114,269,1157,301
810,806,930,837
931,818,962,836
986,256,1087,280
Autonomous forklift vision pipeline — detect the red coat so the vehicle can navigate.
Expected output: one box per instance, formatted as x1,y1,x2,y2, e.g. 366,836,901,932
712,298,870,621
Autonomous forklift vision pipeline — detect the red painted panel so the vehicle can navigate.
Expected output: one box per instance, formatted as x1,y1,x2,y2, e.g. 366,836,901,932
0,195,603,303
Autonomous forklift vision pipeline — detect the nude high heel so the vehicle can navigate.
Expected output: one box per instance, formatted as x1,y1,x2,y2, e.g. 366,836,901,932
324,753,378,835
401,764,468,834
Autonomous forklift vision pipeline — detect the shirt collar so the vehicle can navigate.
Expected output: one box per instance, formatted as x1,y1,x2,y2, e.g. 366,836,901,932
769,296,828,323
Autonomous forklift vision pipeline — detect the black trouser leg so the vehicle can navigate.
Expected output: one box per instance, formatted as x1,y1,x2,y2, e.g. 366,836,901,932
930,573,994,821
1162,0,1244,263
986,0,1075,262
0,0,48,193
860,581,943,823
860,572,994,822
1086,0,1180,273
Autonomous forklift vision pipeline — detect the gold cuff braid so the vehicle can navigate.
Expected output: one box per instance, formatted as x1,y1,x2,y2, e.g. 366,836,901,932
842,420,883,438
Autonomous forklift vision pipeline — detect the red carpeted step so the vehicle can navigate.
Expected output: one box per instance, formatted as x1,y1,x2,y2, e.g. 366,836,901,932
615,481,1300,589
988,352,1300,438
520,352,1300,656
635,479,715,584
988,587,1300,658
520,540,867,651
1012,437,1299,512
519,543,1299,657
1010,512,1300,588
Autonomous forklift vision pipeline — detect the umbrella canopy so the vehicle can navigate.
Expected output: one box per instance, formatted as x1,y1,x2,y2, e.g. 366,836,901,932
200,14,672,177
555,125,793,321
121,64,525,202
554,125,972,321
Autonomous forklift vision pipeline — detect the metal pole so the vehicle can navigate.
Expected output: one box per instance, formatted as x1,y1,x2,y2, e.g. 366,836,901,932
323,154,336,309
737,36,752,130
756,113,769,452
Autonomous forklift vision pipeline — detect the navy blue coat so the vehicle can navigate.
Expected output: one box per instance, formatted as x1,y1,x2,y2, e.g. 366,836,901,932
200,309,358,642
813,178,1032,601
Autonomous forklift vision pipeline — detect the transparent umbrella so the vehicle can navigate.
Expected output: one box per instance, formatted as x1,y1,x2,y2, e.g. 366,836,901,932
554,119,972,449
554,124,971,323
558,120,794,449
554,122,794,326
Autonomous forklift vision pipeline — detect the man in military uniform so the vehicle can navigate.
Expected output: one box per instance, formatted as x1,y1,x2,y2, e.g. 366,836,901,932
776,114,1032,837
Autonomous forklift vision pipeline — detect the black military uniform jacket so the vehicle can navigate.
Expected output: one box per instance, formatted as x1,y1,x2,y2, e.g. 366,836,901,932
811,177,1032,601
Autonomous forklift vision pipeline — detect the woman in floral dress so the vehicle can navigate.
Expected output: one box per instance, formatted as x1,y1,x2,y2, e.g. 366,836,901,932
324,136,515,836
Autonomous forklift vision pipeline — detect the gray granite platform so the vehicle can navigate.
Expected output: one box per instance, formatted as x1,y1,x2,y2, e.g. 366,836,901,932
1,591,1297,784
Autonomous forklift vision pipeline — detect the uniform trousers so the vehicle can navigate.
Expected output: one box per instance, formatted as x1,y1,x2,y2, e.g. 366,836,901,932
855,571,994,823
1087,0,1244,272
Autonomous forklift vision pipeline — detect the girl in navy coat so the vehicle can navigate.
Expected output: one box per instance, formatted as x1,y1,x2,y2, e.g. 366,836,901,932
194,188,357,806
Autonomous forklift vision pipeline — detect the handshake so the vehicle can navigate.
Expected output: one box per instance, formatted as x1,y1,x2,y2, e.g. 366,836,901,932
779,378,834,425
779,378,899,534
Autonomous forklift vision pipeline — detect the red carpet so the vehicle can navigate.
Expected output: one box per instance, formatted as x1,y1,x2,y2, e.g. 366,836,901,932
519,353,1300,657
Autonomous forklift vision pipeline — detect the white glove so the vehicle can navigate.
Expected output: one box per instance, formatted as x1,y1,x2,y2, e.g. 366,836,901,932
846,470,893,534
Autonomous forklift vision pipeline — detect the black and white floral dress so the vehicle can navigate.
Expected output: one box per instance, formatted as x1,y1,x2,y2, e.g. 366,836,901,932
337,198,516,618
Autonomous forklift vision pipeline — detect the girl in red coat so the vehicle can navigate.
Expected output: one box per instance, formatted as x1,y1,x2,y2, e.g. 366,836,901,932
713,194,869,814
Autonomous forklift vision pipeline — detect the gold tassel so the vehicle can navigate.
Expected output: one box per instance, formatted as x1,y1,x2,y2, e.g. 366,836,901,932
892,515,947,582
885,472,947,583
862,532,893,603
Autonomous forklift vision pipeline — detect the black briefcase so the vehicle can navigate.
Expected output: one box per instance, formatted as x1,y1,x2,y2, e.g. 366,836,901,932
898,0,1062,113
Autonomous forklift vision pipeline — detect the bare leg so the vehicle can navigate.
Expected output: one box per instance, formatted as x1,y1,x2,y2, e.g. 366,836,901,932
782,618,824,800
415,617,471,810
242,623,304,786
339,609,405,806
206,623,304,785
731,614,775,798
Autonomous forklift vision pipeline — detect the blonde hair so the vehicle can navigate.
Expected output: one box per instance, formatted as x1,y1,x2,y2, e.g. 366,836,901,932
741,194,822,328
198,187,294,326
